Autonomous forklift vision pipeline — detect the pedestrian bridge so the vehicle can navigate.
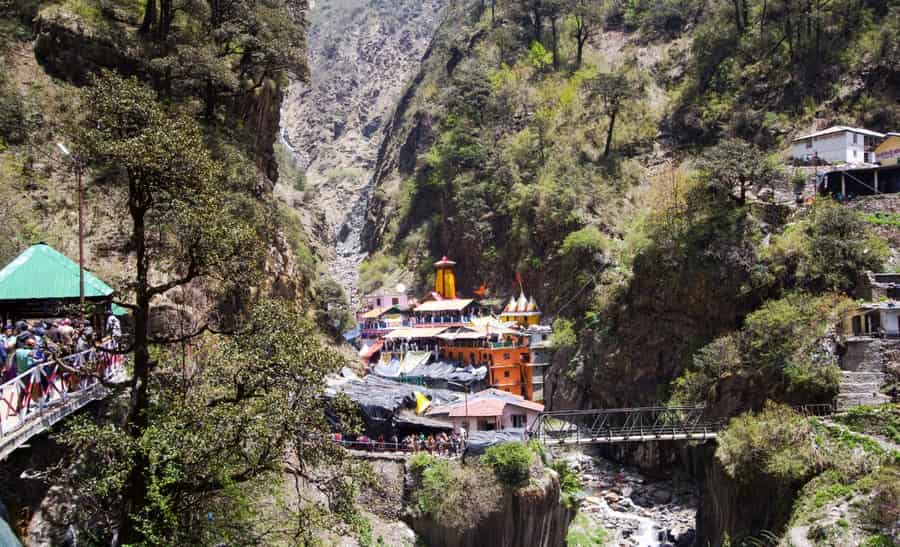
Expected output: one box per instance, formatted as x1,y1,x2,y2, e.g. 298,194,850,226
0,345,126,460
527,404,835,446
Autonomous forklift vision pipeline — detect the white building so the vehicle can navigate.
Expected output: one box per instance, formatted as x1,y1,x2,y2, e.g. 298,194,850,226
791,126,885,165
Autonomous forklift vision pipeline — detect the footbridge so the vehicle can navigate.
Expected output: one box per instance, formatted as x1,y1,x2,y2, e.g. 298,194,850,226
528,404,835,446
0,345,126,460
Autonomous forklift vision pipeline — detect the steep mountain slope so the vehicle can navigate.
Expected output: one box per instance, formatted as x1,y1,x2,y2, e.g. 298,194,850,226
279,0,448,302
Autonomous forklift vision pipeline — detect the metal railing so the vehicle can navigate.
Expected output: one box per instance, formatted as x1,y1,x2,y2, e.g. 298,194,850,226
528,403,841,445
333,438,465,456
528,406,723,445
0,343,126,441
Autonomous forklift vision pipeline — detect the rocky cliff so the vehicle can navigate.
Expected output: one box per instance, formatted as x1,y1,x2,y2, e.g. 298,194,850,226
279,0,448,301
406,468,574,547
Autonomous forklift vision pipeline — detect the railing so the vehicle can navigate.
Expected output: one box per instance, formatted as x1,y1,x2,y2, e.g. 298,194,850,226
334,438,465,456
528,404,841,445
528,406,724,445
0,343,126,445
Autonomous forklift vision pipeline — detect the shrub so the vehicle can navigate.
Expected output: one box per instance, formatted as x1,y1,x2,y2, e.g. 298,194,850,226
411,459,501,529
764,199,888,294
481,442,533,487
550,318,577,350
716,403,822,482
549,459,582,507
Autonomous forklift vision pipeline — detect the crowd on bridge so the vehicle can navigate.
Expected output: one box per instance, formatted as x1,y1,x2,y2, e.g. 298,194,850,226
333,430,468,456
0,316,121,381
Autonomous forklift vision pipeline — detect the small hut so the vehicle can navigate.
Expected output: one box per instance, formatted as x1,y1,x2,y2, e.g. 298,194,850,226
0,243,115,323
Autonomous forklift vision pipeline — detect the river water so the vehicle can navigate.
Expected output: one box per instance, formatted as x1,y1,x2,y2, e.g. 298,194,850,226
557,450,697,547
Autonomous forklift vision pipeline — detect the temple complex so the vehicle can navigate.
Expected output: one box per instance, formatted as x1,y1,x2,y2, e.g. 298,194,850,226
355,256,552,401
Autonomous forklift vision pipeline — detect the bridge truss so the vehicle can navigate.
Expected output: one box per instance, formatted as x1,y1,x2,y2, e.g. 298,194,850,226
528,406,723,445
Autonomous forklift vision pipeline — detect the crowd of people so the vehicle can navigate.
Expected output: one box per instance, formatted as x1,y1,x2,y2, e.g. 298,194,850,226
334,430,468,456
0,314,121,382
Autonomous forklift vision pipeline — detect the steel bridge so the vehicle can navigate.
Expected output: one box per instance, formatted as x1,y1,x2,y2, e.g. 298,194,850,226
0,344,126,460
527,404,835,446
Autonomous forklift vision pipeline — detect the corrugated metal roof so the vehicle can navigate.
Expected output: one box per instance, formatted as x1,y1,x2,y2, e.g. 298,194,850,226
0,244,114,301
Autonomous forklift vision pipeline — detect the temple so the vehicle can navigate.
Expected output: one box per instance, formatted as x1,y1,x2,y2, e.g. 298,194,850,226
355,256,553,401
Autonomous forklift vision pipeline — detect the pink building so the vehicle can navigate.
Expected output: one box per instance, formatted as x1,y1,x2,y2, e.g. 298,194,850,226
426,389,544,433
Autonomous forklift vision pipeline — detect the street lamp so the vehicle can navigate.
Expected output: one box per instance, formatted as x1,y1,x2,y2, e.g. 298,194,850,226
57,142,85,314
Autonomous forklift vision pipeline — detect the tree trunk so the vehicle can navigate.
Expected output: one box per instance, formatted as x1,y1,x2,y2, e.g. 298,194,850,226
550,18,559,70
118,189,152,546
205,79,216,121
576,34,587,69
731,0,743,32
604,109,617,158
533,8,542,43
139,0,156,34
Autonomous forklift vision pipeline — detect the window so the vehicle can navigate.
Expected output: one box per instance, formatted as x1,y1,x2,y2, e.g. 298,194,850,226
504,370,511,378
853,149,858,158
805,139,812,149
503,353,511,360
376,298,382,306
392,297,399,305
520,353,529,363
511,414,526,428
853,133,858,144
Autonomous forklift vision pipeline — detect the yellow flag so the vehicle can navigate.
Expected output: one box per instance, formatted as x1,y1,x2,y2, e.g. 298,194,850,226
414,392,431,415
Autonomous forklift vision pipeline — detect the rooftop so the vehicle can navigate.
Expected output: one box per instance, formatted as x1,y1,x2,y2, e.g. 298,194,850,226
427,388,544,417
0,243,114,302
793,125,886,141
414,298,475,313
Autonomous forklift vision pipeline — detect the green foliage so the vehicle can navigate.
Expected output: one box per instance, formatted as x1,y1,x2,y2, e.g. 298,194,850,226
549,459,583,507
716,403,822,482
566,512,608,546
410,457,501,530
527,41,553,70
765,199,888,294
833,404,900,444
550,317,578,350
675,293,848,405
696,138,780,204
58,299,365,545
481,442,534,487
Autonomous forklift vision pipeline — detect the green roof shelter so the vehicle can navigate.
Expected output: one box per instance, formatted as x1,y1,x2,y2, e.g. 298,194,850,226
0,243,115,319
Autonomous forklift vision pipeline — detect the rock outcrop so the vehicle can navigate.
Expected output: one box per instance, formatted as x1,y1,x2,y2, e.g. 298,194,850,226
405,469,574,547
279,0,448,300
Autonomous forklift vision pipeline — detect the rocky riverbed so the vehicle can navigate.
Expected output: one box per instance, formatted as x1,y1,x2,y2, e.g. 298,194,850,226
558,451,697,547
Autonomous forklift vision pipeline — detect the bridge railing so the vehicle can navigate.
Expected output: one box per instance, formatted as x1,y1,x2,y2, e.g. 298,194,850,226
0,343,126,437
528,406,725,444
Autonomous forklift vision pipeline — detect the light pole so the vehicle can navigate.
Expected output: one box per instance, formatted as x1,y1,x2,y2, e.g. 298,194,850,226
57,142,85,314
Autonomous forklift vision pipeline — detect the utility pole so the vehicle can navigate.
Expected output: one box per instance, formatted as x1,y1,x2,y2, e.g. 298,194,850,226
57,143,85,315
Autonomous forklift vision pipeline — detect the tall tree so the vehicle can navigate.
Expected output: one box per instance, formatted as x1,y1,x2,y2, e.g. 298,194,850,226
697,138,780,205
540,0,567,70
75,72,261,545
570,0,603,69
585,70,642,157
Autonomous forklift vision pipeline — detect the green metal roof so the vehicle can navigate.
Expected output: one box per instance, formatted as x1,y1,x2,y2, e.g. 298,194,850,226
0,244,114,302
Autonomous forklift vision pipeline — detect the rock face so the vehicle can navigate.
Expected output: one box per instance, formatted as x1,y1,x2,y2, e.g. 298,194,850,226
406,470,574,547
279,0,448,301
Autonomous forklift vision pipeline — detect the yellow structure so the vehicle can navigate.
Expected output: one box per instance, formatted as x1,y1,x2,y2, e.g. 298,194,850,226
876,133,900,166
500,291,542,326
433,256,457,299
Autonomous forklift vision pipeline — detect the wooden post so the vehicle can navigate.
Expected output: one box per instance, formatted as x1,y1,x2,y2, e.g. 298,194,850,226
841,172,846,197
874,169,879,193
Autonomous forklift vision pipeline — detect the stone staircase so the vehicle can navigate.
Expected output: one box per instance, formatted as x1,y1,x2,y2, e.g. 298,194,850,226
836,370,891,410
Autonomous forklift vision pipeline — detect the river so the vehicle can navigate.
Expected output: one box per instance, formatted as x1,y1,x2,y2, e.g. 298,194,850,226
557,450,697,547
